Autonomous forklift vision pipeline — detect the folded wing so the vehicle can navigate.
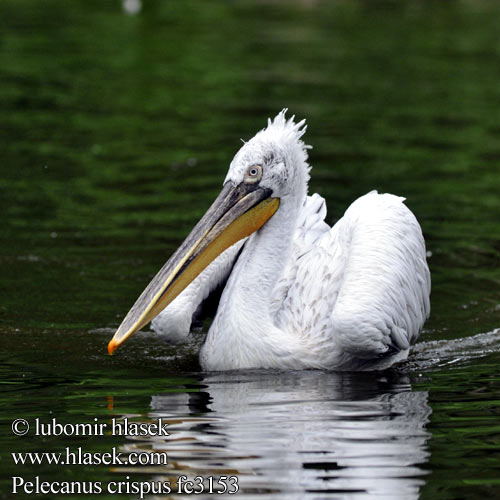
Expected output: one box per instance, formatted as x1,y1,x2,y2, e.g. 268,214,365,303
272,191,430,366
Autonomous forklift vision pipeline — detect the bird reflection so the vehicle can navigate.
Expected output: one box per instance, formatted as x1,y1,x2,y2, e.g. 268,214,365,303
130,371,431,499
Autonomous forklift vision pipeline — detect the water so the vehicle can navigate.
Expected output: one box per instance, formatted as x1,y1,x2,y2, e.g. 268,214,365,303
1,1,499,499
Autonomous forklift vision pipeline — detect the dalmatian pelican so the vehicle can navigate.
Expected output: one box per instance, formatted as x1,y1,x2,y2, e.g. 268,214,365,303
108,110,430,370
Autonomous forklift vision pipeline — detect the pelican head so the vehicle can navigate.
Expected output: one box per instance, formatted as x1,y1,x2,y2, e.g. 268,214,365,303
225,111,310,203
108,110,310,355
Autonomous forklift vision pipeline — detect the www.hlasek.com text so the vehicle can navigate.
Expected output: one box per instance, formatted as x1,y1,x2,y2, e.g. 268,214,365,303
12,446,167,466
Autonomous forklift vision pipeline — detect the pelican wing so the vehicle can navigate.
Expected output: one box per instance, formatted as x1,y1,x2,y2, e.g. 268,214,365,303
273,191,430,364
327,191,430,358
151,239,246,343
270,193,331,328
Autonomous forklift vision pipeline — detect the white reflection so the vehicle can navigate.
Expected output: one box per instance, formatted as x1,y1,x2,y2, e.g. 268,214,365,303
122,0,142,16
144,371,431,499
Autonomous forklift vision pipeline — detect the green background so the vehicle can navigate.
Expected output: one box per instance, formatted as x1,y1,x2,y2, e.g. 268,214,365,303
1,1,499,499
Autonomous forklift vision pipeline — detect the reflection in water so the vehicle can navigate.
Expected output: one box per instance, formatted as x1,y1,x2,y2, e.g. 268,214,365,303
121,371,431,499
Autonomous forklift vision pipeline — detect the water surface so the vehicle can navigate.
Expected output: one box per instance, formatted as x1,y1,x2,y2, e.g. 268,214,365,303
1,1,499,499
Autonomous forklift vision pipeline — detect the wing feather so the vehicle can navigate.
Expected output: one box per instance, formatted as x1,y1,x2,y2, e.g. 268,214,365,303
272,191,430,365
329,192,430,358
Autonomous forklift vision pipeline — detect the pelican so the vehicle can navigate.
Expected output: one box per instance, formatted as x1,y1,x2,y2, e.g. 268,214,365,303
108,110,430,370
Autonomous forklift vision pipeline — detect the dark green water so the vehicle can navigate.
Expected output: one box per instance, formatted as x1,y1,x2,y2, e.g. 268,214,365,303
1,1,499,499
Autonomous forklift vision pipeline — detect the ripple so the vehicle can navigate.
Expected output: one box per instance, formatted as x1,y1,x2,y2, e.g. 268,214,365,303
113,372,431,499
407,328,500,370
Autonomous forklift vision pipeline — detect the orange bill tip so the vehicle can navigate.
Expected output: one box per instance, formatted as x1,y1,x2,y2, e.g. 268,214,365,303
107,339,118,356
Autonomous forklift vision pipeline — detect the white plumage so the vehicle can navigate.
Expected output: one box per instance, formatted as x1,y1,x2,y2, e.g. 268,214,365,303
151,111,431,370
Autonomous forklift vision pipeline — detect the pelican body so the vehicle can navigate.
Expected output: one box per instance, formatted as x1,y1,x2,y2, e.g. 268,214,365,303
108,111,430,370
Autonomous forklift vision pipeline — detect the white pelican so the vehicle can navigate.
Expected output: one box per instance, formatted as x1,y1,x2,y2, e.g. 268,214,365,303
108,110,430,370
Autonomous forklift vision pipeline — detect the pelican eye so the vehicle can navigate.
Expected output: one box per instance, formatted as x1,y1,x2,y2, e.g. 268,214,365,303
244,165,263,184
